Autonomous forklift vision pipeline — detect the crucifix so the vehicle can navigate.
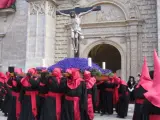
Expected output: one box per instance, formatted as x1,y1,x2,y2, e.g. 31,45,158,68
56,6,101,57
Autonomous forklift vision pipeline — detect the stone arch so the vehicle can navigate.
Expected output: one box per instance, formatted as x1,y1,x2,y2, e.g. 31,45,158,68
80,39,126,80
87,0,141,20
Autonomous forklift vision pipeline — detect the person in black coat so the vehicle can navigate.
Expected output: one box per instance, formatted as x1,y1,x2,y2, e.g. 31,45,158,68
127,76,136,102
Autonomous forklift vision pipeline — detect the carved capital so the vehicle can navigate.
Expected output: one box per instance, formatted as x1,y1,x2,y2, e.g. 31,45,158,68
29,1,45,15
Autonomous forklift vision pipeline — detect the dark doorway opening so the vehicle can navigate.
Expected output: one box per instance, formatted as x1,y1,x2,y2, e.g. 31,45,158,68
88,44,121,72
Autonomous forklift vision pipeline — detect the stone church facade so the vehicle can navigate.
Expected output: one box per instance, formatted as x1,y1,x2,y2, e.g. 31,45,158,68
0,0,159,80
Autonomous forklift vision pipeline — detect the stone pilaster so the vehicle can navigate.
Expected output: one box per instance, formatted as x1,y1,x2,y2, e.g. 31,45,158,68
128,20,139,77
157,0,160,56
25,0,56,71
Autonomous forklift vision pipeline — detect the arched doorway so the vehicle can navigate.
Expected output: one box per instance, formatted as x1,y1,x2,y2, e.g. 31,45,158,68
88,44,121,73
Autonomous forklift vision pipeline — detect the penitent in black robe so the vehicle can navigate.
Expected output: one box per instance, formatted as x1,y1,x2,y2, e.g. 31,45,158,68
1,83,11,116
19,78,40,120
101,81,116,115
7,76,22,120
61,80,87,120
0,82,5,110
142,100,160,120
95,81,104,113
133,86,147,120
37,77,48,120
116,84,129,118
40,76,65,120
84,84,97,120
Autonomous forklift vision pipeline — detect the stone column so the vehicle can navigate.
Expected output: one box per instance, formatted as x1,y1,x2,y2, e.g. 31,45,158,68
157,0,160,56
25,0,56,71
126,33,131,80
128,21,139,77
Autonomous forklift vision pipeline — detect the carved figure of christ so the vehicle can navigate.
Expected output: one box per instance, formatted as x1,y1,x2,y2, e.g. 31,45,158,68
56,6,101,57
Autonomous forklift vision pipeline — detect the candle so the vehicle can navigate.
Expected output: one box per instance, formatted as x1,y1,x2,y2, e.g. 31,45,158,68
102,62,106,69
42,59,45,67
88,58,92,67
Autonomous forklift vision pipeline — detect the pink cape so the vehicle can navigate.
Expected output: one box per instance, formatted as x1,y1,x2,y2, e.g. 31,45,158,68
0,0,15,9
144,50,160,108
67,68,82,89
137,57,153,91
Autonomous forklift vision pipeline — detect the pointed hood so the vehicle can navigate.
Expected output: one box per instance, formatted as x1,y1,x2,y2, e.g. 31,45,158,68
14,68,23,74
136,57,153,90
52,68,62,84
144,50,160,108
67,68,83,89
0,72,7,84
84,70,96,89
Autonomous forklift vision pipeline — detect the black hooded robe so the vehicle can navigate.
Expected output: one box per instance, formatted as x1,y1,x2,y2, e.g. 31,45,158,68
142,100,160,120
84,84,97,120
101,81,116,115
61,80,87,120
19,78,40,120
116,84,129,118
7,76,22,120
40,76,64,120
132,86,147,120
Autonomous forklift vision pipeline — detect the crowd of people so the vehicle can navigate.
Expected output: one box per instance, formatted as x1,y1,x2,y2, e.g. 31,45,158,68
0,66,129,120
0,50,159,120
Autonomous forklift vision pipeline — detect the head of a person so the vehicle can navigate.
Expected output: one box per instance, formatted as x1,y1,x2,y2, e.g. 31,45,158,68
27,68,37,77
41,70,49,79
70,11,76,18
52,68,62,78
83,71,91,80
129,76,135,83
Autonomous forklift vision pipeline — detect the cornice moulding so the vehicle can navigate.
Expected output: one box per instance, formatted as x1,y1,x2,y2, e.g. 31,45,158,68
0,33,5,38
0,8,15,16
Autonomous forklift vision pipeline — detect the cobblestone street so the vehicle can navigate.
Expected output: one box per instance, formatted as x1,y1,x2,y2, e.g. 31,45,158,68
0,104,134,120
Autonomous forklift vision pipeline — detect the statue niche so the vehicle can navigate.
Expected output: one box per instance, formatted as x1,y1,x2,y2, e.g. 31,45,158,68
0,0,16,9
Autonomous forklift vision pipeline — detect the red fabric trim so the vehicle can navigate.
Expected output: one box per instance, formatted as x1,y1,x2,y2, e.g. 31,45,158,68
65,96,80,120
105,88,114,92
25,91,38,117
39,94,47,97
149,115,160,120
96,90,100,107
96,81,104,85
135,99,144,104
39,82,45,86
12,91,21,119
12,80,17,87
47,92,63,120
87,94,94,120
113,87,119,104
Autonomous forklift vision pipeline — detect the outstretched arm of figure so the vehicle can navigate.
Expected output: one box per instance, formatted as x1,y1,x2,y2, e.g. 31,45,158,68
57,10,70,17
79,6,97,17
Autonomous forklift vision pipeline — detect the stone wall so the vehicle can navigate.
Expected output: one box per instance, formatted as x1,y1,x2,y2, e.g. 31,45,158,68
55,0,158,72
136,0,157,69
157,0,160,57
0,0,28,72
55,0,72,63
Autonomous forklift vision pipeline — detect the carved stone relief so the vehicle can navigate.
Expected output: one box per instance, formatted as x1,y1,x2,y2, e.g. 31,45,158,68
47,1,56,18
82,4,125,23
30,1,45,15
118,0,138,19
